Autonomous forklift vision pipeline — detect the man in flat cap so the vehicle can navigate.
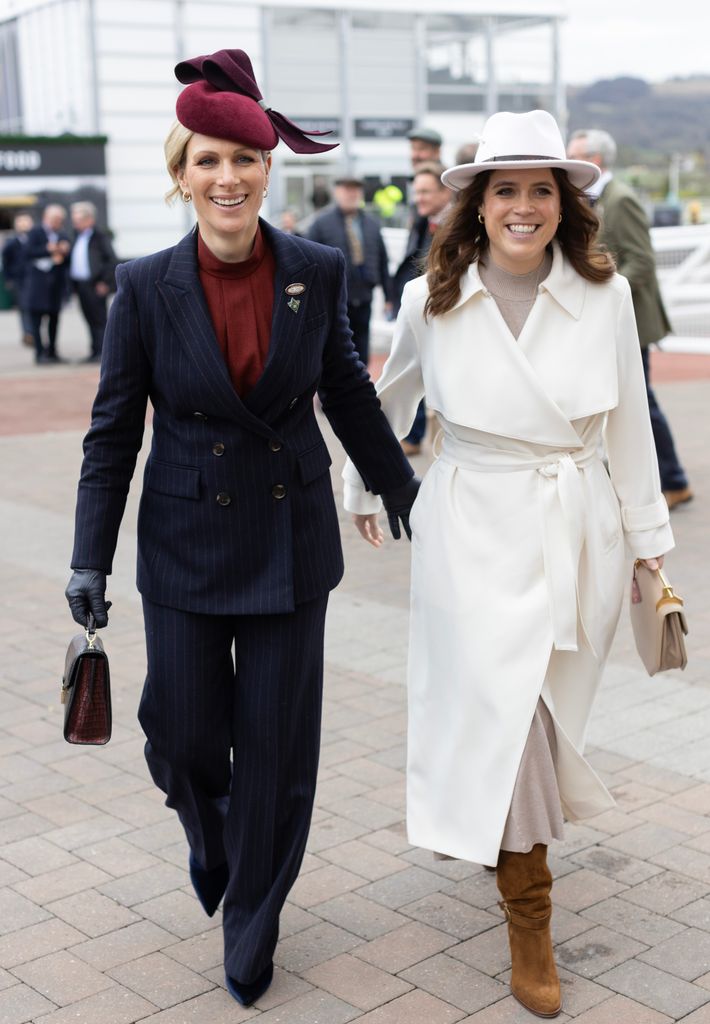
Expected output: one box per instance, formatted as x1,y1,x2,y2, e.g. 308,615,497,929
308,177,393,368
407,126,443,169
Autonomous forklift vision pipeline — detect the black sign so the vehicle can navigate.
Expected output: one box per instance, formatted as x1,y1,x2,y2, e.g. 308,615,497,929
296,118,341,138
0,143,106,177
354,118,415,139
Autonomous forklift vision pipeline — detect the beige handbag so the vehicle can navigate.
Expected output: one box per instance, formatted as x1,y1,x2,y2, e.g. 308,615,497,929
630,560,688,676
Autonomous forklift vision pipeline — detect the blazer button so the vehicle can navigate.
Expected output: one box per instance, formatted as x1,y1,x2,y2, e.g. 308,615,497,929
288,397,299,410
216,492,231,506
193,411,208,421
269,439,283,452
272,484,287,500
212,442,225,456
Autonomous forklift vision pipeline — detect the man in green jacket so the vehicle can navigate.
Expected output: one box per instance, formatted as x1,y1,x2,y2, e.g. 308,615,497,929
567,129,692,510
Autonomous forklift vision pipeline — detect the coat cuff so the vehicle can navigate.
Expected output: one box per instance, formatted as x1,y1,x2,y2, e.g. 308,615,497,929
621,496,668,532
343,480,383,515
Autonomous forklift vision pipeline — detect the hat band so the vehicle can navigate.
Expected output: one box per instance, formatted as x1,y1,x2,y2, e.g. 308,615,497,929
485,154,559,162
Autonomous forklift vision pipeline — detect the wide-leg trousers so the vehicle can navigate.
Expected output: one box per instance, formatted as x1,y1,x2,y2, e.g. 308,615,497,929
138,594,328,983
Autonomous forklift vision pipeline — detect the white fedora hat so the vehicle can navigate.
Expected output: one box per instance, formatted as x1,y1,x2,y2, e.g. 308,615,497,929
441,109,600,192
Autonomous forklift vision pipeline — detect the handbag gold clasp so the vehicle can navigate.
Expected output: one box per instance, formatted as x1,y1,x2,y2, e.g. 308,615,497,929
85,627,97,649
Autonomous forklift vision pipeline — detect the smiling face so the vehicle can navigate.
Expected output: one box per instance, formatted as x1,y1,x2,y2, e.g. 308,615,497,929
479,168,561,274
177,133,271,260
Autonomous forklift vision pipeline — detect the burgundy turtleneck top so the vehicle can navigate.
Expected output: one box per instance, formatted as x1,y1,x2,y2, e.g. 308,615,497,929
197,227,276,397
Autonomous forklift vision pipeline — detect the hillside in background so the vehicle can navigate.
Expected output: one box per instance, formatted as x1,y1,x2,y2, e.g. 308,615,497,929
567,76,710,167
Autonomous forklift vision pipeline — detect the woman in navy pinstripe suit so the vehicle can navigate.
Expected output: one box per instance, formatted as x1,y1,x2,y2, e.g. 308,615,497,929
65,49,419,1006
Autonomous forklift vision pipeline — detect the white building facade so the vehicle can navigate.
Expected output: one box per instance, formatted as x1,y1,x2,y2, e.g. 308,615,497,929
0,0,566,257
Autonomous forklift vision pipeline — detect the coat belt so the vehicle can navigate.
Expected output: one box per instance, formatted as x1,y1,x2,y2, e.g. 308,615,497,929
438,436,600,652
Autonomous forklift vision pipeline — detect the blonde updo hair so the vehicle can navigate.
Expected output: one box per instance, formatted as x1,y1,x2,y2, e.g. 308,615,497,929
164,120,195,204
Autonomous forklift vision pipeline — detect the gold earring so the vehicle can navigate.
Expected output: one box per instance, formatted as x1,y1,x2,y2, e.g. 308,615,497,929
263,187,269,199
182,191,191,204
558,213,562,223
477,213,484,224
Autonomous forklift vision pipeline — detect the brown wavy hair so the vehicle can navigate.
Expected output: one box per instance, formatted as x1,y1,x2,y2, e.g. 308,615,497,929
424,168,615,319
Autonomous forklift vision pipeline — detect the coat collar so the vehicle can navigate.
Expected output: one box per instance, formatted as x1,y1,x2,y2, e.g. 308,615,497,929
450,241,586,321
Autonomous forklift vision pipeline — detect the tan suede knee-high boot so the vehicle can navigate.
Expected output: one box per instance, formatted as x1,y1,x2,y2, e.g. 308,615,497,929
496,844,561,1018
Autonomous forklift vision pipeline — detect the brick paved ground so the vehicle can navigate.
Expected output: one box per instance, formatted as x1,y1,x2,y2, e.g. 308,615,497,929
0,303,708,1023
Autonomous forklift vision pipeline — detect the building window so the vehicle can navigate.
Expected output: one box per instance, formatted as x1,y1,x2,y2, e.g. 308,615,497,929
0,20,22,133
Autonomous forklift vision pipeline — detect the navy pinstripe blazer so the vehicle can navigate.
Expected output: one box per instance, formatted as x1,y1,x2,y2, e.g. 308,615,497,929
71,220,412,615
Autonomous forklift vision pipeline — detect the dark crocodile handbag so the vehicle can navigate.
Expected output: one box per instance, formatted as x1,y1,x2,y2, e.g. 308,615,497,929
61,618,112,744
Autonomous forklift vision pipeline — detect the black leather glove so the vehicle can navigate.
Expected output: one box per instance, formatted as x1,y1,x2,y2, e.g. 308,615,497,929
65,570,111,628
381,476,421,541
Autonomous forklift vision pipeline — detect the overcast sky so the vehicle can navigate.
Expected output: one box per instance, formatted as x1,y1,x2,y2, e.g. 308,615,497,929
561,1,709,84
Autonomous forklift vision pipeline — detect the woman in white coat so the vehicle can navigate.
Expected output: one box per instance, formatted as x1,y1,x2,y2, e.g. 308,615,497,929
343,110,674,1019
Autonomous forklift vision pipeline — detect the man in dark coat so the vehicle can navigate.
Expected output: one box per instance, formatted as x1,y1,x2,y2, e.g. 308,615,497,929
69,201,118,362
23,204,71,363
568,128,692,510
307,177,393,367
392,163,452,454
1,211,34,346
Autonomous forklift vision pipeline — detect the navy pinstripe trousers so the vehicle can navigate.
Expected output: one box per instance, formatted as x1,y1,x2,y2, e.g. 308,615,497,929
138,595,328,982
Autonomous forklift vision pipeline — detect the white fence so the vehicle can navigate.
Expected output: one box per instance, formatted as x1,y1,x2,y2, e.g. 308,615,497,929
373,225,710,356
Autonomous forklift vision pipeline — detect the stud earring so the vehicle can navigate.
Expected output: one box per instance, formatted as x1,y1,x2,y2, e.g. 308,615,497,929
182,191,191,204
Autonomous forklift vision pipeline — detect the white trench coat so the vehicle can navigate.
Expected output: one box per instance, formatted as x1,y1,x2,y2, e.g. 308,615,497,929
343,243,674,866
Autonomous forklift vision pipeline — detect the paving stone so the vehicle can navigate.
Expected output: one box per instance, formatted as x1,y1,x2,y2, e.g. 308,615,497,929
552,824,609,858
552,869,627,912
12,861,112,905
362,825,413,857
620,870,707,915
0,968,15,991
596,959,710,1018
551,905,599,944
302,952,412,1010
11,949,113,1006
674,784,710,816
675,1005,710,1023
0,810,55,843
70,920,178,971
163,928,225,973
0,888,50,935
447,922,510,976
555,925,646,979
555,966,615,1016
313,891,407,939
275,921,363,973
0,835,77,876
306,815,369,853
357,865,450,909
400,952,508,1013
98,862,188,906
24,792,100,827
445,870,501,911
279,901,321,939
581,809,646,836
253,988,361,1023
47,889,140,937
635,801,710,837
604,823,689,859
74,836,160,877
320,838,407,881
571,993,672,1022
610,781,669,813
651,845,710,886
581,895,687,945
29,986,156,1024
353,920,455,973
289,863,364,908
637,927,710,981
0,983,56,1024
43,815,132,851
402,848,480,882
354,988,465,1023
0,918,85,968
0,858,28,887
108,950,213,1008
136,888,219,939
572,845,663,886
335,795,404,829
672,898,710,932
401,891,501,940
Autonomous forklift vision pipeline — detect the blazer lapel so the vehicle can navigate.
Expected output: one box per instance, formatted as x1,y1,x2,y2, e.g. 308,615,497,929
243,221,317,417
157,231,273,436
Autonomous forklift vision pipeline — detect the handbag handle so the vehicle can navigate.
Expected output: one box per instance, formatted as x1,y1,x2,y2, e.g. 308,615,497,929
634,560,684,612
85,612,98,648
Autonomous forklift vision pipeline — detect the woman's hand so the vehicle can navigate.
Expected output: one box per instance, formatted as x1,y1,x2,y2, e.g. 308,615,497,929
352,514,384,548
640,556,665,570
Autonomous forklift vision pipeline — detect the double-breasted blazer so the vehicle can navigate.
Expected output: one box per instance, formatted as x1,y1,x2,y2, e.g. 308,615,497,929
598,177,671,347
71,220,412,615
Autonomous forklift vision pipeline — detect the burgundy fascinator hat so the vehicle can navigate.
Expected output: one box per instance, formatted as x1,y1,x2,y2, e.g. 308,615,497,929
175,48,338,155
